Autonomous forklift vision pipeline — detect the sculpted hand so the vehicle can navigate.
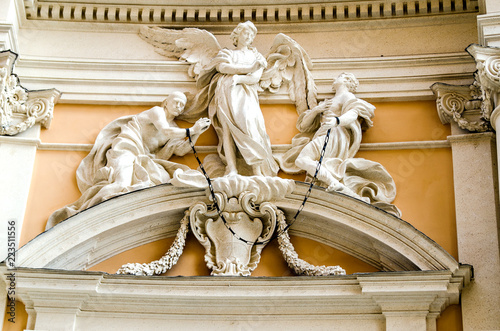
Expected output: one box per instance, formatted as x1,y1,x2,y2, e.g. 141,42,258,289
324,120,338,129
323,113,340,128
232,75,242,86
251,59,266,72
191,117,211,134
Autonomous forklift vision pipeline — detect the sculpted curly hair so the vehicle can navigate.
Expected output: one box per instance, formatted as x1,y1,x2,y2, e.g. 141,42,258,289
336,72,359,92
230,21,257,47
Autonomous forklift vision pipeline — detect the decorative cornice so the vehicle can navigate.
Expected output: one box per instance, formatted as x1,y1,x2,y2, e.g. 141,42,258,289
1,265,471,330
431,44,500,132
22,0,479,25
15,52,475,104
0,50,60,136
0,23,19,53
477,13,500,47
2,266,471,331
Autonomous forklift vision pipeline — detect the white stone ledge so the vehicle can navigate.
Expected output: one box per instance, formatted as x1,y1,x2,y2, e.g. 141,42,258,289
359,140,451,150
0,265,471,331
37,140,451,152
447,132,496,144
14,52,475,104
0,135,40,146
37,142,93,151
478,13,500,47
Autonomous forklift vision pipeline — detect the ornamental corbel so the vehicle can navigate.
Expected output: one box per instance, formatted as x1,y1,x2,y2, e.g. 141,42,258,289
467,44,500,131
0,50,60,136
468,44,500,92
431,81,491,132
431,44,500,132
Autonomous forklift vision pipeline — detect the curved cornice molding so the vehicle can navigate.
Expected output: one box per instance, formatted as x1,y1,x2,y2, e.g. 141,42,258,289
17,182,459,274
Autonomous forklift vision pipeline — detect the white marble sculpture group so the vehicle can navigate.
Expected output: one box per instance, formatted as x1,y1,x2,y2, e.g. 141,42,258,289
47,22,399,276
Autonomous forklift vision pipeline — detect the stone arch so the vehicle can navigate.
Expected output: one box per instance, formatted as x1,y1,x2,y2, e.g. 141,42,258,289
17,182,459,273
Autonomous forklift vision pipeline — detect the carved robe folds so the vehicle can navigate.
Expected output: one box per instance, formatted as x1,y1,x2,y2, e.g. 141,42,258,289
46,114,190,229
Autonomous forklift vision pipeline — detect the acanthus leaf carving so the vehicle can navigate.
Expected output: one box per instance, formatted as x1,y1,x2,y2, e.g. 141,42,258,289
433,44,500,132
0,50,60,136
431,81,492,133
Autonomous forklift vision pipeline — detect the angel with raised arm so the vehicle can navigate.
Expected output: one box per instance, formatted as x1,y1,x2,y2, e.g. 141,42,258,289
140,21,317,177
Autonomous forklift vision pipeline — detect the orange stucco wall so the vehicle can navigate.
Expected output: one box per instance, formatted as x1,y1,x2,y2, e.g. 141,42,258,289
7,100,460,330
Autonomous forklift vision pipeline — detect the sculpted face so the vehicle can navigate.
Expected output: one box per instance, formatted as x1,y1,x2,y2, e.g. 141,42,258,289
166,94,186,117
237,28,255,47
332,73,358,92
333,75,347,89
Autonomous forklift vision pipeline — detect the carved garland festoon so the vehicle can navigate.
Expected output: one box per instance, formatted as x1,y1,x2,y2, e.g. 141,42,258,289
48,22,396,277
432,44,500,132
117,176,347,277
0,51,60,136
117,212,190,276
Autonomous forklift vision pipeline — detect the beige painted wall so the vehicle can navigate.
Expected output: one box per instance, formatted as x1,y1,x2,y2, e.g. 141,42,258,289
7,99,460,330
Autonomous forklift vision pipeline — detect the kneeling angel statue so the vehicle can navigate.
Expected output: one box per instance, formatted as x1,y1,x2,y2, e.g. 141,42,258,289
46,92,211,229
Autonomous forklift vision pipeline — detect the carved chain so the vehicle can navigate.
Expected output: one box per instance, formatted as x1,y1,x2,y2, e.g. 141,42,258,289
186,127,332,246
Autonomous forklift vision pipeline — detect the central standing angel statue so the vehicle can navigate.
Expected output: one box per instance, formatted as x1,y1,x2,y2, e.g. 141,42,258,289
141,21,317,177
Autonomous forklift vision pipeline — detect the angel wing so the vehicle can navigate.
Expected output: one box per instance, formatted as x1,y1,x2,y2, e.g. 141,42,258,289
259,33,317,114
139,26,221,81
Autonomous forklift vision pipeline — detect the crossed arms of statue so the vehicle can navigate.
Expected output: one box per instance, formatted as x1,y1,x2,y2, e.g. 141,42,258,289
139,25,318,115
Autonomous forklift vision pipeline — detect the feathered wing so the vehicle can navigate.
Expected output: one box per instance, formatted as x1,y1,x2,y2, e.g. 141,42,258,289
139,26,221,80
259,33,318,114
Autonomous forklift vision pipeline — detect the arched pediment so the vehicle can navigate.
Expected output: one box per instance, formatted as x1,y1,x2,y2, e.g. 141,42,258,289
17,182,459,274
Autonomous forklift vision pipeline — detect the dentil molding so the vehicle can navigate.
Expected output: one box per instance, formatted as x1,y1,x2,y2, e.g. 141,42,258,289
22,0,478,26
